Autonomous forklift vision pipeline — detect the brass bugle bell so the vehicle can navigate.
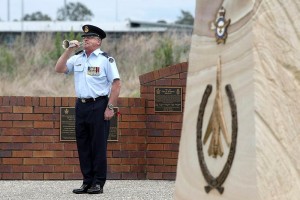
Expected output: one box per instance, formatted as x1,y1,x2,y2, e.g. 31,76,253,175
62,40,82,49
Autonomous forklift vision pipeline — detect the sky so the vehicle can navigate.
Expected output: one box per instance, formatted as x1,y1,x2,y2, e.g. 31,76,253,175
0,0,196,23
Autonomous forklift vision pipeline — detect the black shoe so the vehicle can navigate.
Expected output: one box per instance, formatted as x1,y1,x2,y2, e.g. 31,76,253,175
72,184,91,194
87,184,103,194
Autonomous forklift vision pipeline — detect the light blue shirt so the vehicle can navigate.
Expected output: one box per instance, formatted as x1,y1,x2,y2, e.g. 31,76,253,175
65,48,120,98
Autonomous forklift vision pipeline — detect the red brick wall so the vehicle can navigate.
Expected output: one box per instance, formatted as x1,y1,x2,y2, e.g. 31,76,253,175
0,62,188,180
139,62,188,180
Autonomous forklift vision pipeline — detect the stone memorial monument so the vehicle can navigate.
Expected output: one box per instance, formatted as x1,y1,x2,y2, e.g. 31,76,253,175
174,0,300,199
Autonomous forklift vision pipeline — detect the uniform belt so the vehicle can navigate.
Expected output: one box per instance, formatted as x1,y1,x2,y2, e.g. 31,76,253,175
78,96,107,103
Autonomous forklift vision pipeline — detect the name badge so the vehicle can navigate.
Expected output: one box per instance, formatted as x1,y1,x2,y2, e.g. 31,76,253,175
87,67,100,76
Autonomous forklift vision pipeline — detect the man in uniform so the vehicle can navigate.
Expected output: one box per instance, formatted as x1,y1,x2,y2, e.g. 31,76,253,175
55,24,121,194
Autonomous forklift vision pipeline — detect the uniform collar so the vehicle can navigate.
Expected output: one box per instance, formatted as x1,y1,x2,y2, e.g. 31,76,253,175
82,48,102,57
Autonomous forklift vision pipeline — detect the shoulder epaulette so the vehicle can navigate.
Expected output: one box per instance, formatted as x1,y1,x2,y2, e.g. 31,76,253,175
75,50,84,55
101,52,110,58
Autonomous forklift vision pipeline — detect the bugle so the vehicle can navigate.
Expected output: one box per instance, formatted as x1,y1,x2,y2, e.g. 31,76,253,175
62,40,82,49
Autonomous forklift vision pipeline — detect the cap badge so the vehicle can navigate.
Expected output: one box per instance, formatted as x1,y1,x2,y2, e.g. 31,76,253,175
84,26,89,33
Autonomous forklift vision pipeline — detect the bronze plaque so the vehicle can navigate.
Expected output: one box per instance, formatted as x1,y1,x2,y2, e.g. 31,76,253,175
60,107,76,141
60,107,119,141
154,87,182,112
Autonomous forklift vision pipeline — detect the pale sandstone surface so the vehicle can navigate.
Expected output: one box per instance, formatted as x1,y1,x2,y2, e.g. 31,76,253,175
175,0,300,199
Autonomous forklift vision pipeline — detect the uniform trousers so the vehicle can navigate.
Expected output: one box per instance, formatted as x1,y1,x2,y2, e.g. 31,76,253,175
75,97,109,187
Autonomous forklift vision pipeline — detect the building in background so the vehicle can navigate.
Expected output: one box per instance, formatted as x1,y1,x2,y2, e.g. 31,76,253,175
0,20,193,44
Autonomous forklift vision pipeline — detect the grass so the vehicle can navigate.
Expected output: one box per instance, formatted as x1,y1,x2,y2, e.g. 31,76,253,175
0,32,191,97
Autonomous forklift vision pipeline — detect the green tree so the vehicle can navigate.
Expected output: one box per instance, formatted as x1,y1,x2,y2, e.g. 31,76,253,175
0,48,15,75
23,11,52,21
57,2,94,21
157,20,167,24
153,38,174,69
50,32,63,60
175,10,194,25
